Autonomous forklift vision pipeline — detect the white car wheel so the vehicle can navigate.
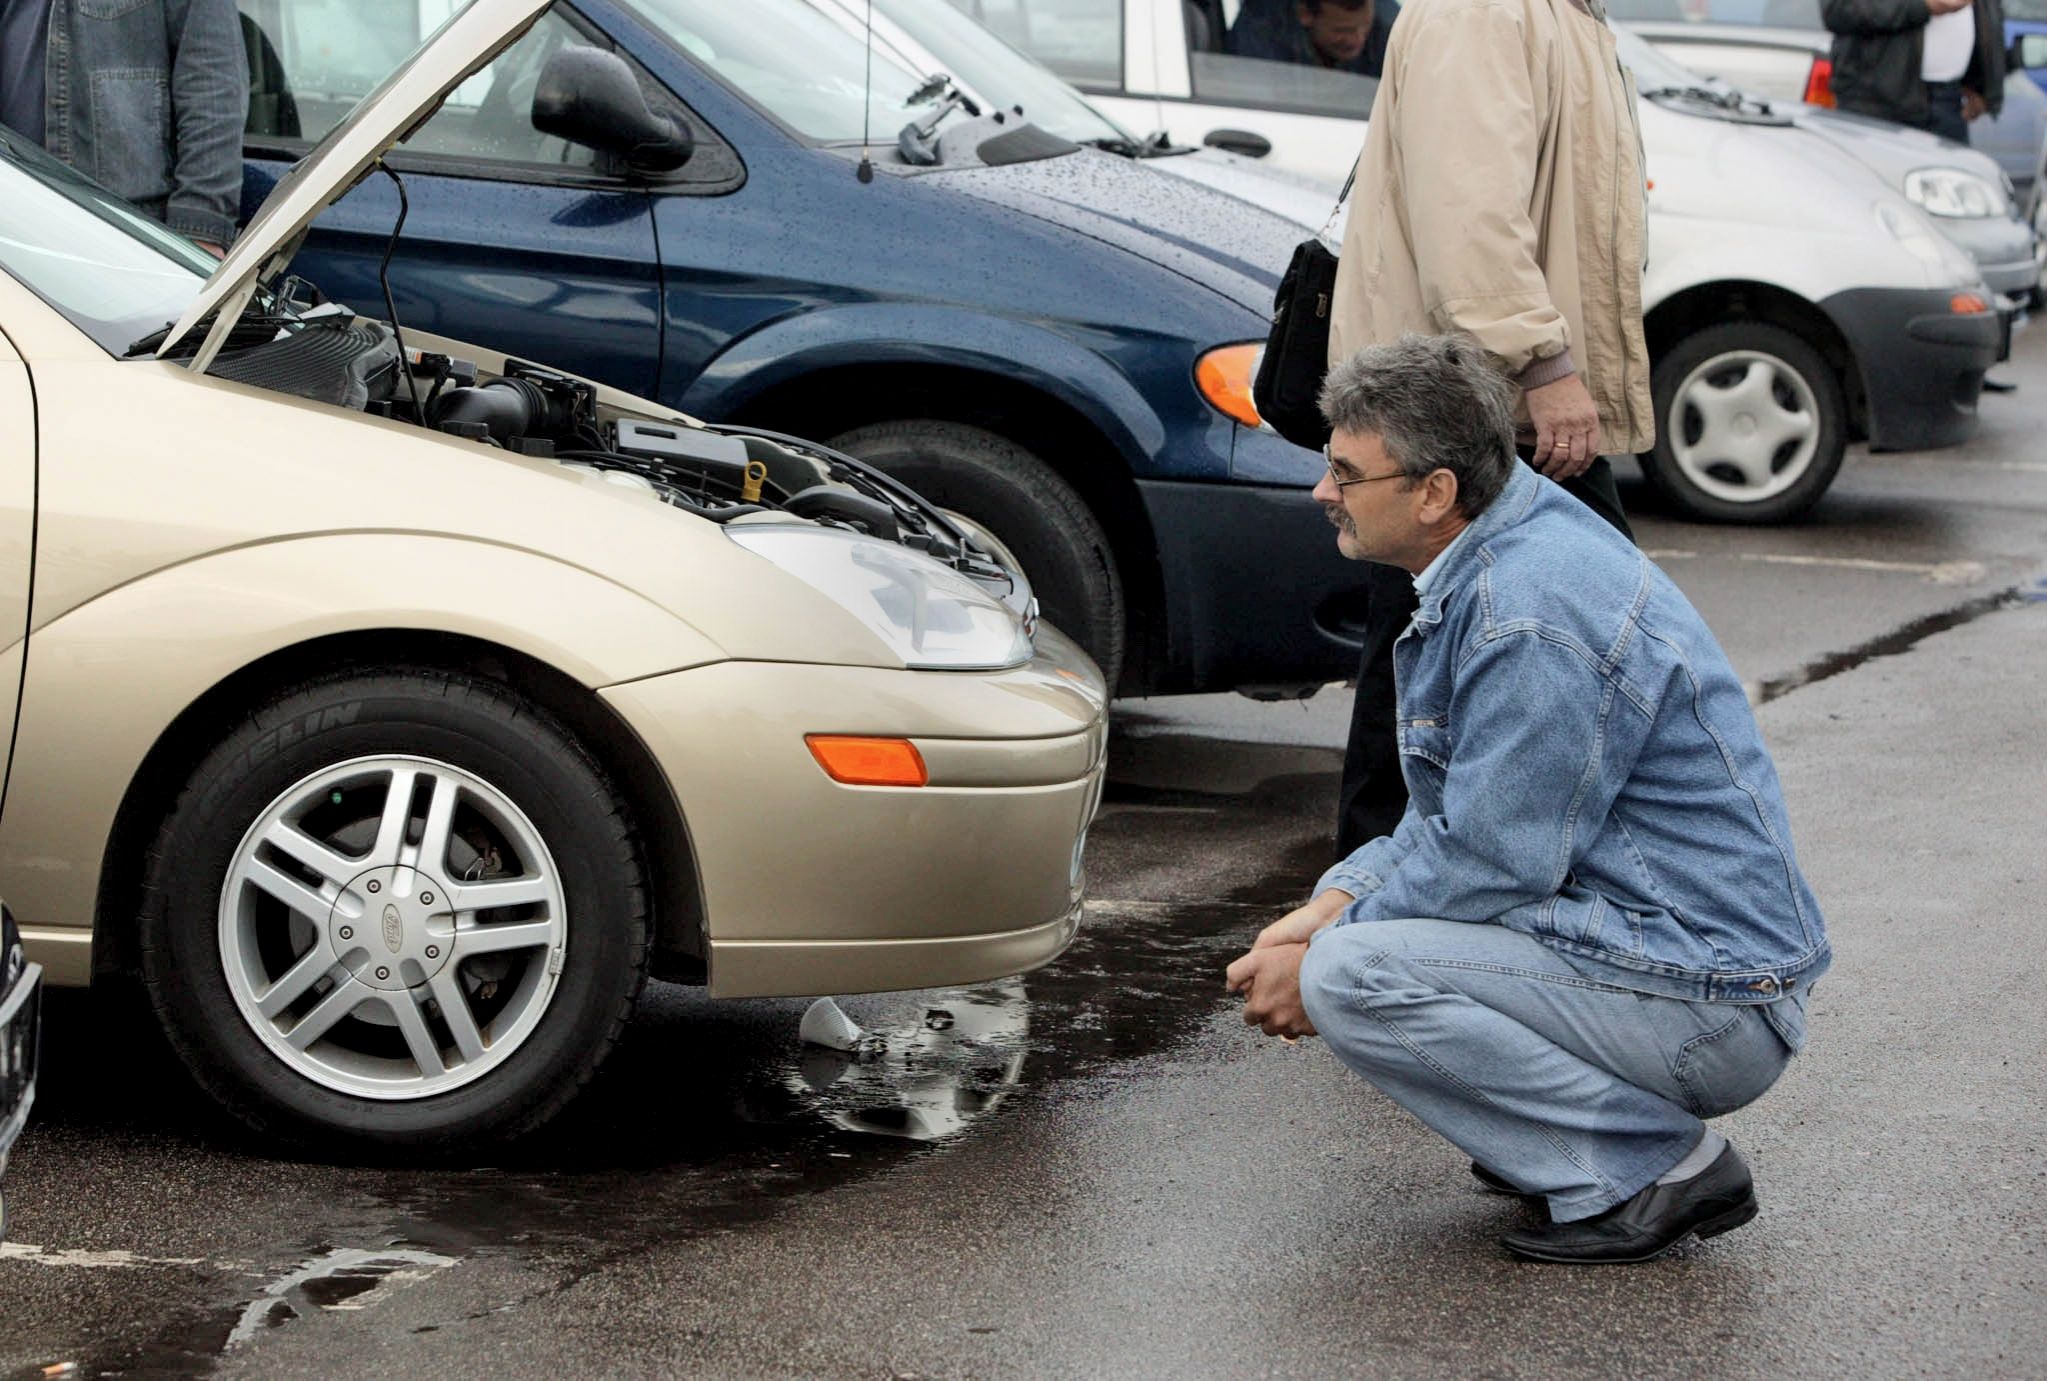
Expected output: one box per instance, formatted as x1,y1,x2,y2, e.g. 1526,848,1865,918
1644,322,1846,524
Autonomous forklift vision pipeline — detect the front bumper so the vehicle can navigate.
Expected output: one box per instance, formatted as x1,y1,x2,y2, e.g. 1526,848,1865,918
1822,287,2001,452
602,626,1109,999
1138,461,1370,695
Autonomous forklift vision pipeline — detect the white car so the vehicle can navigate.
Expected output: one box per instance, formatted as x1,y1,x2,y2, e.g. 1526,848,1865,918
949,0,2005,521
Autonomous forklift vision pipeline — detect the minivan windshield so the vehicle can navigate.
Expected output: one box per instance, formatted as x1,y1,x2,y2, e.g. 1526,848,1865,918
864,0,1131,145
1614,24,1729,90
627,0,964,142
0,130,213,356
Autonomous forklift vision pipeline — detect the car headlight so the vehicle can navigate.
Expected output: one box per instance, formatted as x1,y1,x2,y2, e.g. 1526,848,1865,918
1874,199,1980,288
727,524,1033,671
1904,167,2006,218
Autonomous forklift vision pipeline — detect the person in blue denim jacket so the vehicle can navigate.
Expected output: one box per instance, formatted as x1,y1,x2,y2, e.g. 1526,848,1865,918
1226,334,1829,1264
0,0,247,251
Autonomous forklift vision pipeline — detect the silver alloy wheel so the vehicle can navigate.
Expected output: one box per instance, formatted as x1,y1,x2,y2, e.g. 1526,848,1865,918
1667,349,1822,506
218,755,567,1100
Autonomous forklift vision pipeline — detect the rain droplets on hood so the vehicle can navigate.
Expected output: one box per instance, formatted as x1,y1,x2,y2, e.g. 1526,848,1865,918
943,148,1305,313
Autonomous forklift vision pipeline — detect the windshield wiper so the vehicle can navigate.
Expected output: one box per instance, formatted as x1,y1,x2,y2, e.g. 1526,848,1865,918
897,72,980,167
1081,129,1179,158
1641,82,1776,117
125,309,297,359
1640,84,1739,109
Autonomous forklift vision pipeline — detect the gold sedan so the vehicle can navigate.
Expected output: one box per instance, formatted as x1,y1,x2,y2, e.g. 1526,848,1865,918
0,0,1104,1149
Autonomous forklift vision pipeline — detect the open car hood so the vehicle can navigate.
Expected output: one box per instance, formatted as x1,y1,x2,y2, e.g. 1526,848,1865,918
159,0,550,364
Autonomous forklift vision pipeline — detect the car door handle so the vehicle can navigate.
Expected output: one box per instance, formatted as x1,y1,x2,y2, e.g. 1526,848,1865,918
1202,128,1272,158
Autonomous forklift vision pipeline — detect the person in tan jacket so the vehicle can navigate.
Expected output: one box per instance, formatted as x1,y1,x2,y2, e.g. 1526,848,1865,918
1327,0,1654,858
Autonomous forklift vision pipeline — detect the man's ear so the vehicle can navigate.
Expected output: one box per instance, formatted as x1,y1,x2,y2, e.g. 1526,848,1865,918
1420,468,1462,523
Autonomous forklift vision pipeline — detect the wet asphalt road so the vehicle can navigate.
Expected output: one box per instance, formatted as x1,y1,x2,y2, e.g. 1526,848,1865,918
4,329,2047,1377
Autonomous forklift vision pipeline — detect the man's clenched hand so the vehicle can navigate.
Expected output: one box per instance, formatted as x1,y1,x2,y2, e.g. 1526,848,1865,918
1225,942,1318,1039
1526,373,1602,478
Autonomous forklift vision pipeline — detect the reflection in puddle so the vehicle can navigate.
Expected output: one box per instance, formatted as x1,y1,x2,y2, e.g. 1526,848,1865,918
224,1247,456,1349
789,980,1029,1142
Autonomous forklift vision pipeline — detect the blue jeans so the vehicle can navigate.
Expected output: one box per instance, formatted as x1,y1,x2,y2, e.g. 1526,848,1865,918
1299,919,1805,1222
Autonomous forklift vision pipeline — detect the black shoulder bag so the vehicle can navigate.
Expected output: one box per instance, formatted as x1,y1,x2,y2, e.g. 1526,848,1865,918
1251,166,1357,451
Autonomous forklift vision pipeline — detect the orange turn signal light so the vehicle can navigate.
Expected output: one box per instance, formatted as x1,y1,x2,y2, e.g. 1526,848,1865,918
805,735,928,787
1950,292,1990,315
1195,343,1264,428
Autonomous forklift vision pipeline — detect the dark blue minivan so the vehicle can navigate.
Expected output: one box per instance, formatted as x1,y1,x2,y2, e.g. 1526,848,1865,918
235,0,1363,696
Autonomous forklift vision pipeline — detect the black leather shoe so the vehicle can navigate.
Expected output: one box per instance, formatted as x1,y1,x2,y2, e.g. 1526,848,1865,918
1470,1162,1542,1201
1499,1143,1758,1264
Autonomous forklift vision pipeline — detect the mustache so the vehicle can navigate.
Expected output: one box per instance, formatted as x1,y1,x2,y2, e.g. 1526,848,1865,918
1320,501,1355,535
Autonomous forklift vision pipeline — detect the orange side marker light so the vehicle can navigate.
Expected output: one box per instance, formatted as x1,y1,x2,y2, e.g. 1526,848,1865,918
806,735,928,787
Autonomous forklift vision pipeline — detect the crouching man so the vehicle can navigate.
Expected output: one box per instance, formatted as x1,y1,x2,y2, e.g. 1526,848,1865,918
1228,335,1828,1264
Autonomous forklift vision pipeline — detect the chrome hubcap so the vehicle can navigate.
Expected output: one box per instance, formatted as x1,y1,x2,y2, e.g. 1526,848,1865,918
218,756,567,1100
1668,350,1821,506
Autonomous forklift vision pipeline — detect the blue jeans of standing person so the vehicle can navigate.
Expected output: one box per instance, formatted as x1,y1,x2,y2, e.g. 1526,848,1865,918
1298,918,1806,1223
1921,79,1970,144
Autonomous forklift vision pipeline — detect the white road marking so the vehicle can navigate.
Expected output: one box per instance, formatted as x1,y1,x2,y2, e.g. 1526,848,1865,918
0,1244,206,1270
1646,549,1988,584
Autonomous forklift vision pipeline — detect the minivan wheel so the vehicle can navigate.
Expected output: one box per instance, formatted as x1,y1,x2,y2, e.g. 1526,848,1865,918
828,420,1126,689
1642,322,1845,524
138,670,648,1150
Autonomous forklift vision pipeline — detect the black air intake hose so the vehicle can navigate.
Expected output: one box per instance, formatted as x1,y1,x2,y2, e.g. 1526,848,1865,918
429,376,573,442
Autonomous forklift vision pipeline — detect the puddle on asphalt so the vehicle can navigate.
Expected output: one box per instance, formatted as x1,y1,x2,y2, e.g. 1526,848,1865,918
1752,584,2030,703
15,735,1340,1377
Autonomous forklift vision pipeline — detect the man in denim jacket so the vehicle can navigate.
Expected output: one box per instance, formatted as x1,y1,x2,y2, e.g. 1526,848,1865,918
1227,335,1828,1264
0,0,246,251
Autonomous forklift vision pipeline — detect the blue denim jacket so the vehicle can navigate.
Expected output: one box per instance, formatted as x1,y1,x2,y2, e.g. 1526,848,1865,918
1317,461,1830,1008
40,0,246,244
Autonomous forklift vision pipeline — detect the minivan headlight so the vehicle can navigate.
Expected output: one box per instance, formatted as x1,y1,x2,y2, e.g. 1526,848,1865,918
1904,167,2006,218
727,524,1033,671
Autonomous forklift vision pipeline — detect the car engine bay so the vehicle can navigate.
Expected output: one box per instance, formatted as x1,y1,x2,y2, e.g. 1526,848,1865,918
158,303,1032,623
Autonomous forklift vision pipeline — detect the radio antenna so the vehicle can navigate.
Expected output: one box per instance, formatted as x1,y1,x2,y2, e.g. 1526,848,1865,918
856,0,875,182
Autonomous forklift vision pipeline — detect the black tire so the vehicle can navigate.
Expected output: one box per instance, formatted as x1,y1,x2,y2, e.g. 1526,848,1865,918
1641,322,1846,524
827,420,1126,690
138,670,648,1152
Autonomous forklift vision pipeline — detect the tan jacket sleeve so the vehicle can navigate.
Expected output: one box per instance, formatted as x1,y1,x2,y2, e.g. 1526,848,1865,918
1393,0,1573,384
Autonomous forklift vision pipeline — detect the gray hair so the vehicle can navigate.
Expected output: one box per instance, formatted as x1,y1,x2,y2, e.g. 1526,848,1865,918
1318,334,1517,516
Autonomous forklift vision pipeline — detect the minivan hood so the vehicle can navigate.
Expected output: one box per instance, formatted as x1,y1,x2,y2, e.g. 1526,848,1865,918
1145,148,1334,230
1792,106,2010,203
939,149,1301,315
161,0,549,361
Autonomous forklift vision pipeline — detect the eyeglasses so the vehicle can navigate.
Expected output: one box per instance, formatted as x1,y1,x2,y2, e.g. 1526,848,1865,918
1322,446,1408,489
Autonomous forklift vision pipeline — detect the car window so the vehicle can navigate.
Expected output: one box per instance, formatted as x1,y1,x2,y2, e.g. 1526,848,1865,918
1190,0,1381,117
1603,0,1821,26
236,0,601,169
628,0,968,143
939,0,1123,90
0,132,212,356
871,0,1133,144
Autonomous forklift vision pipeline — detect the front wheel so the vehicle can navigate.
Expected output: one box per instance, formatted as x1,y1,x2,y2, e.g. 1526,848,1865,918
1640,322,1846,524
828,420,1126,690
138,670,649,1150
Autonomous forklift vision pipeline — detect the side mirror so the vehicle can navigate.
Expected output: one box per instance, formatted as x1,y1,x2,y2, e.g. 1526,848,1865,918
1203,127,1273,158
533,45,694,175
2010,34,2047,72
